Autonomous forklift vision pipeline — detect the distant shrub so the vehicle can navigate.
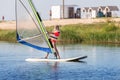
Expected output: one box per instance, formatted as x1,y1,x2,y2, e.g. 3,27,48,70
104,23,118,32
0,30,16,42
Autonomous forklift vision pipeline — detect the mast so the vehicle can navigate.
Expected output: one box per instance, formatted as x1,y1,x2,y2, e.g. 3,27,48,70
28,0,54,53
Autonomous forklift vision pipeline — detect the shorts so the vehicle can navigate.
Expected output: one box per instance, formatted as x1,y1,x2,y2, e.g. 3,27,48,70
50,38,57,43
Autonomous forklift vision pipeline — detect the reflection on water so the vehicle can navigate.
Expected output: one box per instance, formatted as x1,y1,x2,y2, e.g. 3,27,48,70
0,42,120,80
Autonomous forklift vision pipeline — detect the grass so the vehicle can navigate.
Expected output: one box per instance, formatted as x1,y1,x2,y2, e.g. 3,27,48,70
0,29,16,42
0,21,120,44
46,22,120,44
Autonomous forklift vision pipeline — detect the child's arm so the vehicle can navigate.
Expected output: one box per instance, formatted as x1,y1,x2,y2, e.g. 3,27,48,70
47,31,54,34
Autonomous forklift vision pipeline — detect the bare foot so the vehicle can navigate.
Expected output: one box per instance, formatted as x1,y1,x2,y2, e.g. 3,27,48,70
45,56,48,59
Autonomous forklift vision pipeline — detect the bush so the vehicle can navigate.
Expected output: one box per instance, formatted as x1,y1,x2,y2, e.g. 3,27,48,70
104,23,118,32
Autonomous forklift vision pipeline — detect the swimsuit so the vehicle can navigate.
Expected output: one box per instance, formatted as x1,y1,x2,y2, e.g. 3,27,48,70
50,30,60,43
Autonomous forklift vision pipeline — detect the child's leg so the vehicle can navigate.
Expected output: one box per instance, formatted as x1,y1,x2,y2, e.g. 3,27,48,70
53,42,60,59
45,53,49,59
52,42,58,59
55,47,60,59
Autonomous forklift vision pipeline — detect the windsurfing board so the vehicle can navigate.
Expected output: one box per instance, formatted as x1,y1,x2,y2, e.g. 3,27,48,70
25,56,87,62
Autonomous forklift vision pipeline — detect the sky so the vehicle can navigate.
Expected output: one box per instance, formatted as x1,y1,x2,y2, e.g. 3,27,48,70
0,0,120,20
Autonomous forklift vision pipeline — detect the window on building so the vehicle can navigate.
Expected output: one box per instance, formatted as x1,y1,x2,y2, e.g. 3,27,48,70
83,9,85,12
89,9,92,12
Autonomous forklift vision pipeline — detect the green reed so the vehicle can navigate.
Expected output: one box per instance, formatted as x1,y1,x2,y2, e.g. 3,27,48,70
46,22,120,43
0,29,16,42
0,21,120,44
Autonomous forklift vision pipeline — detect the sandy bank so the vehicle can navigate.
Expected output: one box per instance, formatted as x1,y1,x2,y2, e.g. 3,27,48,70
0,18,120,30
0,21,16,30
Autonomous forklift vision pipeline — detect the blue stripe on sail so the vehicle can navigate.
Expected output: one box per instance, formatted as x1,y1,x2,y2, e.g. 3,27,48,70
19,40,52,53
17,33,21,41
17,33,52,53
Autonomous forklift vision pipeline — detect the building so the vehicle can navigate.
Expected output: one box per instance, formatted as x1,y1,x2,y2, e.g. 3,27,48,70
81,7,98,19
51,5,119,19
97,6,117,17
81,6,119,19
102,6,119,17
51,5,78,19
81,6,119,18
75,8,81,18
81,7,89,19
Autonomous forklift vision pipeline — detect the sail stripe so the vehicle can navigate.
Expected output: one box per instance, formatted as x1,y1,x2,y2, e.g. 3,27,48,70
19,40,52,53
17,33,52,53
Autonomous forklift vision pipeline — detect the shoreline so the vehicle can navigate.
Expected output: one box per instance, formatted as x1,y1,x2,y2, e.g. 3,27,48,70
0,18,120,30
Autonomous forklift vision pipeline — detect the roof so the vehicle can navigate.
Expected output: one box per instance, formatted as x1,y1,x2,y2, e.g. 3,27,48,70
60,5,78,7
107,6,119,11
99,6,119,11
81,6,119,11
90,7,98,10
82,7,89,11
99,6,106,10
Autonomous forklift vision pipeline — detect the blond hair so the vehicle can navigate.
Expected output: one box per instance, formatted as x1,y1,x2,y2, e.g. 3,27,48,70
54,25,60,31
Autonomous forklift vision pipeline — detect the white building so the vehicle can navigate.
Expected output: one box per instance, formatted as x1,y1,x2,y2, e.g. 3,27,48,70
51,5,78,19
103,6,119,17
81,6,119,19
51,5,119,19
81,7,89,19
81,7,98,19
88,7,98,18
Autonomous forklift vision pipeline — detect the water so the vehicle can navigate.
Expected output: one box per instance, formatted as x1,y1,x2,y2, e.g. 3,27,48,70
0,42,120,80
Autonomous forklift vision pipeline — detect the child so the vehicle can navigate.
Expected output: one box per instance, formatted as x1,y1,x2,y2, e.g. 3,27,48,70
45,25,61,59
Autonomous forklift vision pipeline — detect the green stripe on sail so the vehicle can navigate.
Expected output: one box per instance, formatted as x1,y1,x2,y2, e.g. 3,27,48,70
28,0,54,53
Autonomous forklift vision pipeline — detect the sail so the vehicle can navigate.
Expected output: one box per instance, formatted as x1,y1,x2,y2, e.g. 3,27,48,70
15,0,53,53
